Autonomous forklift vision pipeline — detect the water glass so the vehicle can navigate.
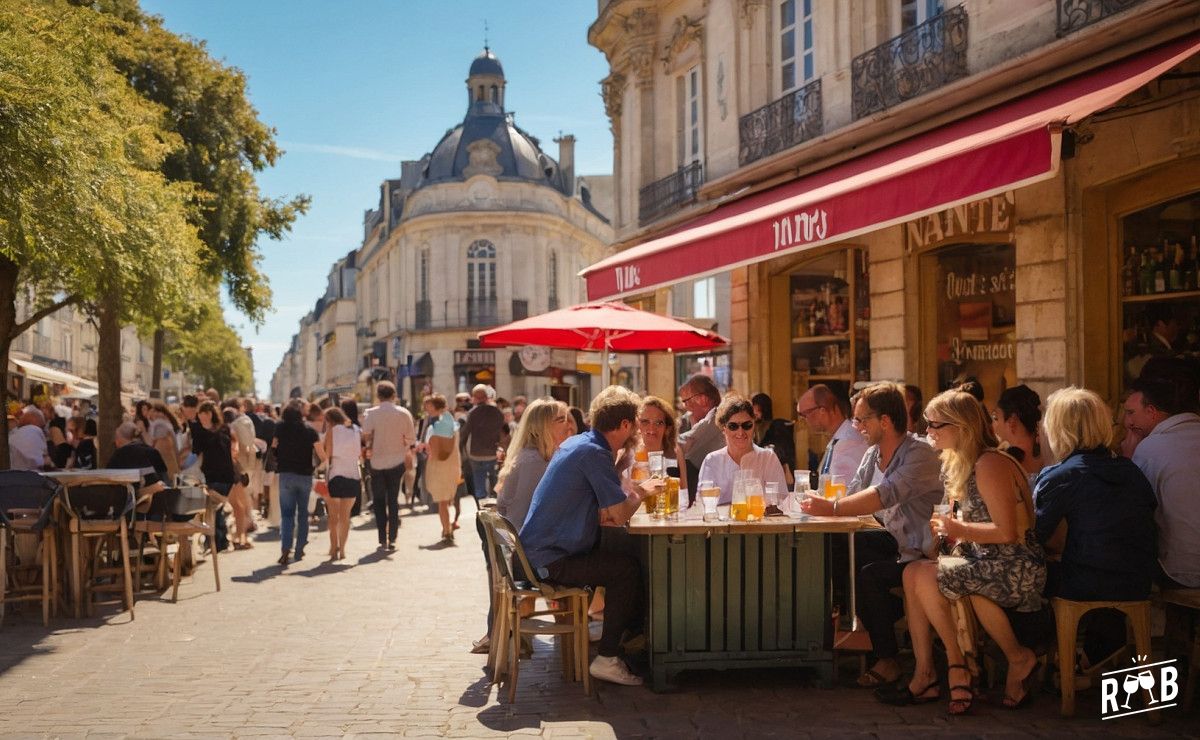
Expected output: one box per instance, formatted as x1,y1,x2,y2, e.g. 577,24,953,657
794,469,812,494
698,479,720,522
648,451,665,479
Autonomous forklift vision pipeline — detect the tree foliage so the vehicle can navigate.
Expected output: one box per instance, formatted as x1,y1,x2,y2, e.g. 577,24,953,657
164,300,254,397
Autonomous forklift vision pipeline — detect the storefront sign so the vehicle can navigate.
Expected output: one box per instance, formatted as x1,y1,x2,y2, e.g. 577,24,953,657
906,192,1014,250
772,208,829,251
454,350,495,366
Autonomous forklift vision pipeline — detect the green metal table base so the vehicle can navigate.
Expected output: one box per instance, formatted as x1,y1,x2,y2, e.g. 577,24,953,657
642,530,832,691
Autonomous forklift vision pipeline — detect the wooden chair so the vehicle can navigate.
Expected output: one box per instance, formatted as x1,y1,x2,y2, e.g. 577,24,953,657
480,510,591,702
133,486,221,602
1052,597,1153,717
1159,588,1200,712
60,482,136,619
0,471,61,627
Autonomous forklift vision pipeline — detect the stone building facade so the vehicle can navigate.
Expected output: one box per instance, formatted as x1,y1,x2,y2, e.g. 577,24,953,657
271,50,614,404
587,0,1200,457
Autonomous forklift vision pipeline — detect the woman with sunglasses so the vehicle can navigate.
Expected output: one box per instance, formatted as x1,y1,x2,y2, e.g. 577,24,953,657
697,395,788,505
878,390,1045,714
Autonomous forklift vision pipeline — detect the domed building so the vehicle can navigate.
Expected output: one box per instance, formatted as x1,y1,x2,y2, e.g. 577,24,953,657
344,49,614,403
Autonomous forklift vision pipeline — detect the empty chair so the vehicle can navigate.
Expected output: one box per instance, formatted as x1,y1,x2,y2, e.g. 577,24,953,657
133,485,221,602
0,471,61,626
60,481,136,619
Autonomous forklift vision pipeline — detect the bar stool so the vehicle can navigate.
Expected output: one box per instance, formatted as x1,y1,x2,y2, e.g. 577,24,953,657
60,482,136,619
1052,597,1152,717
0,471,61,626
1159,589,1200,712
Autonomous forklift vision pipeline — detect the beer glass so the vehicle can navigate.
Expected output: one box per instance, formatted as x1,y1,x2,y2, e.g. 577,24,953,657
745,479,765,521
730,478,748,522
698,479,720,522
825,473,846,500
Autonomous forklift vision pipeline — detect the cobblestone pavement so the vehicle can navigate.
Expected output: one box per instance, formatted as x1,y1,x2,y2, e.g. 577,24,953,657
0,504,1196,738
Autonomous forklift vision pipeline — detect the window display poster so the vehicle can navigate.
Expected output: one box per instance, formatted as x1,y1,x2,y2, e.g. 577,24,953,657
933,242,1017,402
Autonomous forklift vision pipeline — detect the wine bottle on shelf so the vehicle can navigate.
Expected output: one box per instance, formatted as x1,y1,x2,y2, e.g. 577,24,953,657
1154,242,1167,294
1139,250,1155,295
1122,244,1137,296
1169,243,1184,292
1186,236,1198,292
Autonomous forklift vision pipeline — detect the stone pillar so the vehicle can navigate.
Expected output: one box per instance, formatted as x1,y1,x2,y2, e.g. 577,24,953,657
1014,176,1069,402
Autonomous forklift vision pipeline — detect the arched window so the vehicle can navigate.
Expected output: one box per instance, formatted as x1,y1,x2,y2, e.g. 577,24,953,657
416,248,431,329
548,250,559,311
467,240,497,325
490,84,499,103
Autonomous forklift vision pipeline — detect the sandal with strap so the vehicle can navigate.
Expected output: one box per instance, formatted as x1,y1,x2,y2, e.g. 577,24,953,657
875,677,940,706
947,664,975,716
857,667,897,689
1003,656,1039,710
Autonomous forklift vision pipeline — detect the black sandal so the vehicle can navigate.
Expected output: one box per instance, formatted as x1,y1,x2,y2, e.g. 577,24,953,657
1002,657,1039,710
875,677,940,705
947,664,975,715
857,668,896,688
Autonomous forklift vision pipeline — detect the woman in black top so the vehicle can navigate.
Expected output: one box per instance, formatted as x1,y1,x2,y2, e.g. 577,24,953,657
68,417,98,470
271,402,322,565
751,392,796,482
191,401,252,550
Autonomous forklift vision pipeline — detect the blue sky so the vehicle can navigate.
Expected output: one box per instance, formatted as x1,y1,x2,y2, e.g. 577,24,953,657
140,1,613,396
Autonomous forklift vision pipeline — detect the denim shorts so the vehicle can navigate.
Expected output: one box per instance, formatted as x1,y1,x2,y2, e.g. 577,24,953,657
328,476,361,499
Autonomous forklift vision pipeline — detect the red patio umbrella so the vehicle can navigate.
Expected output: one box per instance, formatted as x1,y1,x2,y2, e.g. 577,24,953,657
477,302,728,388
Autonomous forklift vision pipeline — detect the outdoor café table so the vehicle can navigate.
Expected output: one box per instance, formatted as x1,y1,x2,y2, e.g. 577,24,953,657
43,469,149,617
627,509,881,691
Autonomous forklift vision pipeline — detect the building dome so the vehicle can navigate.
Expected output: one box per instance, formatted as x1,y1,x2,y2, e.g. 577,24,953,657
469,48,504,77
418,49,568,194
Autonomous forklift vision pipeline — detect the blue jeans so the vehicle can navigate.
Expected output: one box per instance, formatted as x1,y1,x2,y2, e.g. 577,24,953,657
278,473,312,553
469,459,496,500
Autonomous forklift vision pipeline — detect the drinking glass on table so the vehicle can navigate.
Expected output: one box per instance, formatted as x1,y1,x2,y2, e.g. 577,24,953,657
763,481,782,515
745,479,765,522
730,478,748,522
698,479,720,522
823,473,846,500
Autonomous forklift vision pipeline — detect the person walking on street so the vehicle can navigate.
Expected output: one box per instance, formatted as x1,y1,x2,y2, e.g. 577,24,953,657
322,406,361,561
363,381,415,551
271,401,322,565
421,394,461,544
459,384,505,502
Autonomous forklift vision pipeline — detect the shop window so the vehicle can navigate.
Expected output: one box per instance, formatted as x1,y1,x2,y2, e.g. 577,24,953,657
1119,191,1200,384
923,242,1016,401
788,249,870,401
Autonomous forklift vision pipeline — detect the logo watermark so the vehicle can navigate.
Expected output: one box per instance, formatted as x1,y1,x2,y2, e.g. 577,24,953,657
1100,655,1179,720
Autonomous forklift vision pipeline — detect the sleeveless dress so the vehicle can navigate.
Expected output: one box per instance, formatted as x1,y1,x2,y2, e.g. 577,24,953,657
936,458,1046,612
423,412,461,503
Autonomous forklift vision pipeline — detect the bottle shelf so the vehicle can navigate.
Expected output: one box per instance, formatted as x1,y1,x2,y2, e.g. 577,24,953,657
791,334,851,344
805,373,853,381
1122,289,1200,304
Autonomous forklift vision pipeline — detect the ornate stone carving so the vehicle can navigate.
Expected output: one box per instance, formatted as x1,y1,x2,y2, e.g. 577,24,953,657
626,45,655,81
463,139,503,179
662,15,703,72
622,6,658,37
601,72,627,120
738,0,767,29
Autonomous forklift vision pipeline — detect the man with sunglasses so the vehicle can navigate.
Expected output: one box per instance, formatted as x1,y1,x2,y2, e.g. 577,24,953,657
676,374,724,494
801,381,943,689
796,384,867,489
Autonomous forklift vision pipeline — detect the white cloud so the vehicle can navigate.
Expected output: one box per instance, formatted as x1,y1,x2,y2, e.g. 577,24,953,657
279,140,404,162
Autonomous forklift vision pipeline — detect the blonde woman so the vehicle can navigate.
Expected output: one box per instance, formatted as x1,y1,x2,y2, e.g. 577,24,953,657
495,398,571,529
421,394,461,544
322,407,361,561
878,390,1045,715
636,395,678,470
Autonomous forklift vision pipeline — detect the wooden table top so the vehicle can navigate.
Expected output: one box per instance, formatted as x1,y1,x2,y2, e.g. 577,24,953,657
628,511,882,535
42,469,150,486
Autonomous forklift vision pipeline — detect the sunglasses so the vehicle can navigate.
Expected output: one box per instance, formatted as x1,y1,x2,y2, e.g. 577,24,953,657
724,421,754,431
925,419,957,430
638,417,667,427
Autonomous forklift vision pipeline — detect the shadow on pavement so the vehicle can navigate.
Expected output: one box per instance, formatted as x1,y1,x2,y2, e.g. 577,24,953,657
287,560,354,577
355,549,390,566
419,539,457,551
231,564,286,584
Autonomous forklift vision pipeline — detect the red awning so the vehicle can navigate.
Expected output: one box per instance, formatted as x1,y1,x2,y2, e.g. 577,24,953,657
583,33,1200,301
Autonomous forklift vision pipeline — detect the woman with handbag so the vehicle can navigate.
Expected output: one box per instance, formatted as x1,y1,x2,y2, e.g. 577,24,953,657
322,406,361,561
420,393,461,544
877,390,1045,715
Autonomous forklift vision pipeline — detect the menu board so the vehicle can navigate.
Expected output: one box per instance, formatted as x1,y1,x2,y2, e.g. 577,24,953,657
933,242,1017,401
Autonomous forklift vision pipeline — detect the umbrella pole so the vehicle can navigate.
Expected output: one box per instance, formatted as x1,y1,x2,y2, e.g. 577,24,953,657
601,334,611,389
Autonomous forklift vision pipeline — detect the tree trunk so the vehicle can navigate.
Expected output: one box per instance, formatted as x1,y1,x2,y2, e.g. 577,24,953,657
97,291,123,464
150,327,164,399
0,257,18,470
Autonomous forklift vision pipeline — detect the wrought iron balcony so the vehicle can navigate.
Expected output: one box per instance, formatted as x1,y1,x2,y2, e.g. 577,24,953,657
467,297,499,327
414,299,432,330
739,79,823,166
1056,0,1144,36
639,161,704,226
851,5,969,120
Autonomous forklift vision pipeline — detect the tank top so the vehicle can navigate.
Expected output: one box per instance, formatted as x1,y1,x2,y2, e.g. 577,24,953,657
327,424,361,480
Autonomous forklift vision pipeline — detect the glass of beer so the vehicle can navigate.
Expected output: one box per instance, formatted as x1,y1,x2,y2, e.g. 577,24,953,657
730,478,748,522
824,474,846,500
746,479,765,521
698,480,720,522
661,476,680,519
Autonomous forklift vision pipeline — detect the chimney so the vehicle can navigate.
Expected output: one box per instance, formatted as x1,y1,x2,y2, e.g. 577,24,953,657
554,134,576,193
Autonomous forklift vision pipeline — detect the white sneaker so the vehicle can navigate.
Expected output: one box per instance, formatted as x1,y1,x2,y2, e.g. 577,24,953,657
588,655,643,686
588,620,603,643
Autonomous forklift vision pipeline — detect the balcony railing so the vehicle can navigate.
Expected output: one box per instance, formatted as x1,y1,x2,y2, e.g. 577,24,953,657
639,161,704,226
851,5,969,120
1056,0,1144,37
414,299,432,330
739,79,823,166
467,297,499,327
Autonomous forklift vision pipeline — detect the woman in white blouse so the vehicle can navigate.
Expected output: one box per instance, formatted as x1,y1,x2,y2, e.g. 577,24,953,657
698,395,789,505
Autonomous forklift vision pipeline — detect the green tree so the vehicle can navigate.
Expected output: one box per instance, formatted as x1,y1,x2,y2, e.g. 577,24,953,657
163,301,254,397
0,0,201,465
75,0,310,397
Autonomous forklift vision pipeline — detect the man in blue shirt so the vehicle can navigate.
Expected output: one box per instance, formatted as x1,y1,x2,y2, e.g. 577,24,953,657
520,386,661,686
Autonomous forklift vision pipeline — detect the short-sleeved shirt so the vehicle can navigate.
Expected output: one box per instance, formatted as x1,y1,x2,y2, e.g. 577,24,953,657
363,401,416,470
106,441,168,486
697,445,789,505
424,412,456,440
848,432,944,562
8,424,47,471
274,420,320,476
519,429,627,571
